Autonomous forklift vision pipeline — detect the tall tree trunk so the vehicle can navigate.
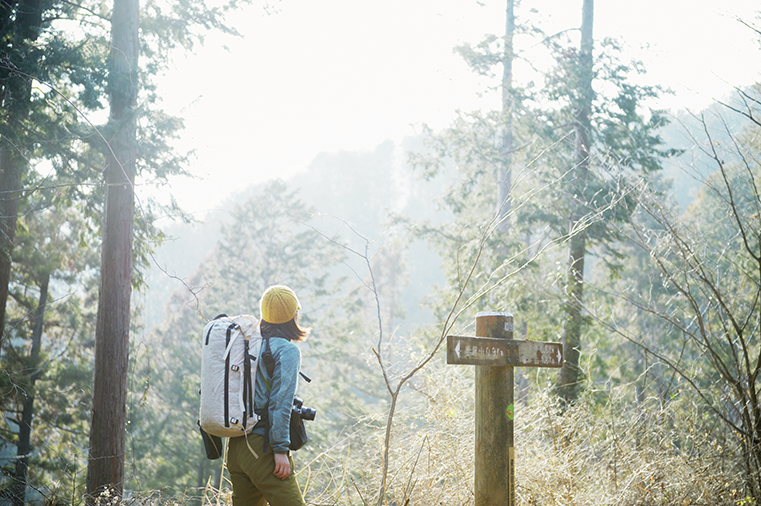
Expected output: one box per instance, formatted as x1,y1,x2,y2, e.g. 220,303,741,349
12,273,48,506
85,0,138,500
557,0,594,404
496,0,515,232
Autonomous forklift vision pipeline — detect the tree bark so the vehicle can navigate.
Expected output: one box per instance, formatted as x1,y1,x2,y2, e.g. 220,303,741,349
85,0,139,500
496,0,515,232
12,273,48,506
557,0,594,404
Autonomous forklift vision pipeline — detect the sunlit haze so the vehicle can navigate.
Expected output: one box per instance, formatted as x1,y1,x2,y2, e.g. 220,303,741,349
154,0,761,220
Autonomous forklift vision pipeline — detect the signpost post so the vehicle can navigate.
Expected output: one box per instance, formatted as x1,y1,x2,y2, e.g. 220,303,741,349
447,312,562,506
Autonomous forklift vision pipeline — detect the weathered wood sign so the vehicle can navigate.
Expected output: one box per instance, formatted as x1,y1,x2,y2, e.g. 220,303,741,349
447,335,563,368
447,312,563,506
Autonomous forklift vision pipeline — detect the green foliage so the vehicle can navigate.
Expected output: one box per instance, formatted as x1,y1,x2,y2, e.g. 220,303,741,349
521,37,675,243
406,11,678,408
140,0,247,61
0,197,98,502
454,34,505,78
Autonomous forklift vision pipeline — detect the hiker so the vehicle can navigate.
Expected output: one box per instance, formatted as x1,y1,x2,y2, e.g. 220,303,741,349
226,285,309,506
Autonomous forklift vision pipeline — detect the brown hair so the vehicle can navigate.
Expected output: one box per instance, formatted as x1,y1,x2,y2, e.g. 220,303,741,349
260,316,310,342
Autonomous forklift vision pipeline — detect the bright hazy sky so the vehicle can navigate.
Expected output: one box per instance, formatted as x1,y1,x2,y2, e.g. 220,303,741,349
154,0,761,219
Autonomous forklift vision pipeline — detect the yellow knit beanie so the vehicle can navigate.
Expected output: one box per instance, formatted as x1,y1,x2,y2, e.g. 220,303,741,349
260,285,301,324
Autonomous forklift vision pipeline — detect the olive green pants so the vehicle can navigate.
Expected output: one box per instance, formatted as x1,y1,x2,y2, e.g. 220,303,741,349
227,434,306,506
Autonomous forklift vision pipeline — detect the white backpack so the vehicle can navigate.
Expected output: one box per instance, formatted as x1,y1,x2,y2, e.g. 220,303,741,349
199,314,263,438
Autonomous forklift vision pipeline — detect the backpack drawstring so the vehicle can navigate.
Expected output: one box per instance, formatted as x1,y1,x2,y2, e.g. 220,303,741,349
244,429,260,459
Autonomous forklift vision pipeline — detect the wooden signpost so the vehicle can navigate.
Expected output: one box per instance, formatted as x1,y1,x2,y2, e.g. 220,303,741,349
447,312,562,506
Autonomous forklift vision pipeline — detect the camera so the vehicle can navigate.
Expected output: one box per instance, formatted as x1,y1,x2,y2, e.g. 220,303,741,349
292,396,316,421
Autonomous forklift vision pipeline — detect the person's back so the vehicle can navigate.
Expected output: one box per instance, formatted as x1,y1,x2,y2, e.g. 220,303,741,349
226,285,309,506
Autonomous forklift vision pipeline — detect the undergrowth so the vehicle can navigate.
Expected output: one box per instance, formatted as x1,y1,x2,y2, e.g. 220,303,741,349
192,381,747,505
9,380,748,505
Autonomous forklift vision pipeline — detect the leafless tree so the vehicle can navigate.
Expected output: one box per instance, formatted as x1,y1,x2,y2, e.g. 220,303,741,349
597,92,761,499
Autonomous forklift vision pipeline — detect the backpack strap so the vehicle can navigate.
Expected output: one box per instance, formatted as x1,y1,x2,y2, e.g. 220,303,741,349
261,336,311,381
242,337,251,429
260,335,274,454
223,323,237,429
262,335,276,378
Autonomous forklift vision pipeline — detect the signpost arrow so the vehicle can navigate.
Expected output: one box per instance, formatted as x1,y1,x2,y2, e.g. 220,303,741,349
447,335,563,368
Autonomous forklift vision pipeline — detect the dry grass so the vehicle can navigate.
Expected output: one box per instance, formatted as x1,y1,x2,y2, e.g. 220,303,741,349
515,391,745,506
286,380,749,506
96,382,749,506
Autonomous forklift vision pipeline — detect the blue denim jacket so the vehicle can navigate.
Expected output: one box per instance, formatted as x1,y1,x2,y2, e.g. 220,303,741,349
252,336,301,453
